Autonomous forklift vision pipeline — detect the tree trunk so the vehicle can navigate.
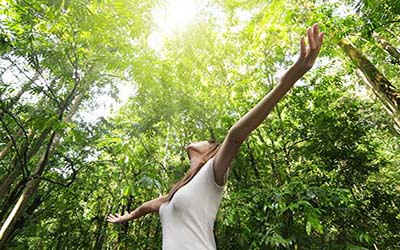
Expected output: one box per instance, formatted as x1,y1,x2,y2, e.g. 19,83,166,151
0,91,85,248
0,130,56,248
372,32,400,64
0,167,23,199
0,130,23,162
93,215,107,249
0,128,48,199
0,88,85,199
0,177,27,224
338,38,400,131
245,142,260,179
4,193,45,247
94,200,112,250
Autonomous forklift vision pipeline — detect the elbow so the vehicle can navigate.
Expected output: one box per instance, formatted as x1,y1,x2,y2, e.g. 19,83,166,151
137,205,146,215
139,202,151,214
228,126,247,144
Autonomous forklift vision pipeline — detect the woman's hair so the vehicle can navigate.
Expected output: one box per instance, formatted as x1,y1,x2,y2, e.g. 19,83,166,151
165,140,221,202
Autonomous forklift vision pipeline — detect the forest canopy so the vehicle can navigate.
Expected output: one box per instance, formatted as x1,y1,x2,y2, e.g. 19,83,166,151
0,0,399,249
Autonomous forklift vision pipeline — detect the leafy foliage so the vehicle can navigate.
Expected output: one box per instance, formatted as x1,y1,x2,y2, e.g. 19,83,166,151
0,0,399,249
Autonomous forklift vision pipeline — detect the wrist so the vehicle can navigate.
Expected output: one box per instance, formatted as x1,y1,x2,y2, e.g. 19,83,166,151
290,63,309,76
124,211,134,221
126,207,143,221
279,64,306,86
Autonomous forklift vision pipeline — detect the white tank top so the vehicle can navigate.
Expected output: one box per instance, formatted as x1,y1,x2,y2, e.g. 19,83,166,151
159,156,225,250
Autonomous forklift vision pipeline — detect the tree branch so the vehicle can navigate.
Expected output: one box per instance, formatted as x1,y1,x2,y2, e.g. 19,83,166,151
4,56,62,108
32,150,78,188
140,140,170,176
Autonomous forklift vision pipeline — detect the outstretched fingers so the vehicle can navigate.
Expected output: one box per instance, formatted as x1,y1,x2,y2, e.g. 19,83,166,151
314,25,324,48
318,32,324,48
314,31,324,60
307,24,319,57
107,213,121,222
107,214,115,221
300,36,306,58
307,24,324,61
295,24,324,71
307,27,316,51
313,24,319,47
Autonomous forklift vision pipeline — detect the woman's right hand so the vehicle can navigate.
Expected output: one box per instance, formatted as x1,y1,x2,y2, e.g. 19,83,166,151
293,23,324,73
107,213,128,224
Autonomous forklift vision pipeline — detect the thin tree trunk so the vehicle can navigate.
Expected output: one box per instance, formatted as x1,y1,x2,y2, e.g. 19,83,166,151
5,193,45,248
245,142,260,179
0,89,85,199
0,91,85,248
0,130,56,248
0,177,27,224
372,32,400,64
0,73,84,200
338,38,400,131
0,130,23,162
0,167,23,199
94,201,111,250
93,217,105,250
0,128,35,200
0,128,48,199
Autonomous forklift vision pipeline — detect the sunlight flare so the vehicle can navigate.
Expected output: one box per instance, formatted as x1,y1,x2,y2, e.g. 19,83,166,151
148,0,207,51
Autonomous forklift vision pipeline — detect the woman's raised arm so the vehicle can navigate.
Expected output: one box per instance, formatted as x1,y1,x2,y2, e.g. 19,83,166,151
213,24,324,186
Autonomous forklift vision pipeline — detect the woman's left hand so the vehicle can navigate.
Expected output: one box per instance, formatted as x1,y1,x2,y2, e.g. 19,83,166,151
107,213,127,224
294,23,324,73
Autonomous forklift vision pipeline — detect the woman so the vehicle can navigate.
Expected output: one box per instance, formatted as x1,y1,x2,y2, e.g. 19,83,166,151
108,24,324,249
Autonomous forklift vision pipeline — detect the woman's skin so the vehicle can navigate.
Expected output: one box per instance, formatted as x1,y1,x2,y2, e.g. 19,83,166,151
107,24,324,224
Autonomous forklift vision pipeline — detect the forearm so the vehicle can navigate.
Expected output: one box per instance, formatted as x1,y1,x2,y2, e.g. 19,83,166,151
230,64,306,141
108,195,168,224
124,196,165,222
125,206,146,221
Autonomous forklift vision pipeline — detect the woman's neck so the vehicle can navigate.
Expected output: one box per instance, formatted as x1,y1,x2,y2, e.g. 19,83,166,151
189,154,203,169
